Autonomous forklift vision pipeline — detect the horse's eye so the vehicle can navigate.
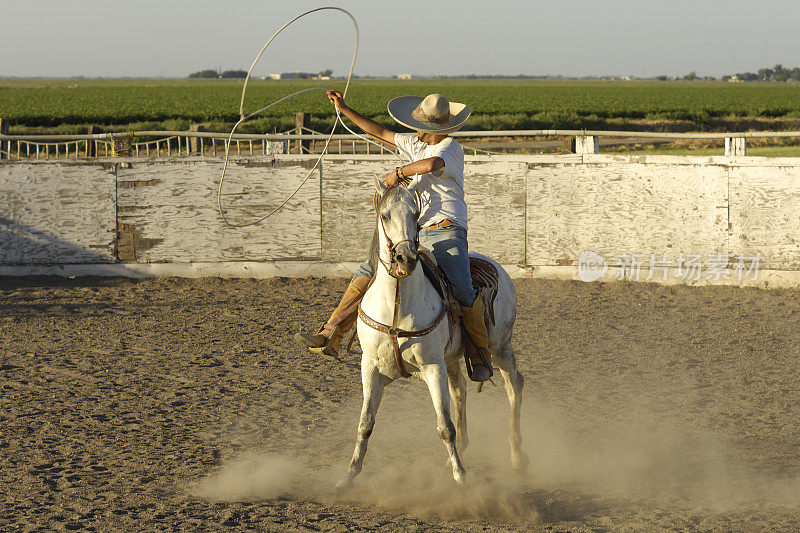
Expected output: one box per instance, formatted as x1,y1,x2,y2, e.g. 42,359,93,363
380,213,389,221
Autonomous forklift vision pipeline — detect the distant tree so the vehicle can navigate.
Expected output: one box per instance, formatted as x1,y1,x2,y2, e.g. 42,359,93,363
188,69,219,79
772,64,789,82
721,75,732,81
221,70,248,78
682,71,697,81
791,67,800,81
655,75,668,81
739,72,759,81
319,68,333,77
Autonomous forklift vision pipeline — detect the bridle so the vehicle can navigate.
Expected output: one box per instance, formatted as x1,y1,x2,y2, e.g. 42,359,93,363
373,186,422,279
359,184,448,378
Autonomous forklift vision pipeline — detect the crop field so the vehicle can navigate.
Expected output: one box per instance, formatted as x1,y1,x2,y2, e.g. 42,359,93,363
3,78,800,135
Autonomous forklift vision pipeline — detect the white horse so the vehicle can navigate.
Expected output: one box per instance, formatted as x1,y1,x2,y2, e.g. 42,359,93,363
336,178,527,488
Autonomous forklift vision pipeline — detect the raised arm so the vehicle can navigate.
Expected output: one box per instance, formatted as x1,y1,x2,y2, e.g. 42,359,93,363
327,90,396,148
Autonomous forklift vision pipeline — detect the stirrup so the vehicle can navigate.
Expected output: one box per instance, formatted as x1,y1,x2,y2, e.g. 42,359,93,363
461,322,493,383
465,348,493,382
309,338,342,359
312,322,345,359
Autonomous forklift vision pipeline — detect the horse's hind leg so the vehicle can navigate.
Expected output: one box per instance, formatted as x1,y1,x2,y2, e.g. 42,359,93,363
423,362,466,484
447,363,468,452
336,363,387,489
496,344,528,472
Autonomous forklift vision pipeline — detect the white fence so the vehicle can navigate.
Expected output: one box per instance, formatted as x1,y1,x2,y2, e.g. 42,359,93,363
1,153,799,287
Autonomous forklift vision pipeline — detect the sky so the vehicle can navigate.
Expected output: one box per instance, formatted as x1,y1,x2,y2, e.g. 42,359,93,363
4,0,800,78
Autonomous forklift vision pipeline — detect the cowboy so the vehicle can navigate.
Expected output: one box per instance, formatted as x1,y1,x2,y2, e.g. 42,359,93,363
295,91,492,382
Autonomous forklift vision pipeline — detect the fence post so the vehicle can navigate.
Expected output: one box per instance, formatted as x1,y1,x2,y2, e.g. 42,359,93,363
189,124,205,155
571,135,599,154
295,112,310,154
86,126,101,157
110,132,132,157
0,118,9,160
725,137,746,156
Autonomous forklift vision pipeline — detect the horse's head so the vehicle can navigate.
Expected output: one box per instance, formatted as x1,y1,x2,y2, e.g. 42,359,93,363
374,175,421,278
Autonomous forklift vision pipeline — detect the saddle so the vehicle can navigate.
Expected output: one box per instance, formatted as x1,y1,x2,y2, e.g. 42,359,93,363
418,250,500,380
419,250,499,324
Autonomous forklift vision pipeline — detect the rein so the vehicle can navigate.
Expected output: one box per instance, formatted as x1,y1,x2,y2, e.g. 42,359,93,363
359,186,446,377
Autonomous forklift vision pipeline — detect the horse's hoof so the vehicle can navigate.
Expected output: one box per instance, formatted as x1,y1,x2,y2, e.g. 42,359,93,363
453,469,466,486
511,451,530,473
334,477,354,493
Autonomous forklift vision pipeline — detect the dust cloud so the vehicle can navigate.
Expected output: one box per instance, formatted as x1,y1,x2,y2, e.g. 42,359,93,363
193,455,319,502
193,379,800,522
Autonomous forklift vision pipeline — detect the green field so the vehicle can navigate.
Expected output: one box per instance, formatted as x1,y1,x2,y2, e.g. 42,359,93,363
2,78,800,135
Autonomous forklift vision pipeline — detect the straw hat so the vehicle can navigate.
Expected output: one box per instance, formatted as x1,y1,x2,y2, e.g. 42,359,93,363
387,93,471,134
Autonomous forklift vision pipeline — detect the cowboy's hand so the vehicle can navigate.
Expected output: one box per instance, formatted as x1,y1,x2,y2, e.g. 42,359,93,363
326,90,346,111
383,169,399,188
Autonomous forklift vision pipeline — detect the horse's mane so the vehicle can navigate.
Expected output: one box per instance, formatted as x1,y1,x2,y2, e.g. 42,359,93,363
367,225,379,275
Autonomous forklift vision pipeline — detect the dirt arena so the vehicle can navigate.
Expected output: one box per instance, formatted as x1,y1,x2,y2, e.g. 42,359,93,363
2,275,800,531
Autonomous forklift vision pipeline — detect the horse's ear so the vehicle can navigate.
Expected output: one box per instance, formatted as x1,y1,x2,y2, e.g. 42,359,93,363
374,174,388,193
372,191,381,213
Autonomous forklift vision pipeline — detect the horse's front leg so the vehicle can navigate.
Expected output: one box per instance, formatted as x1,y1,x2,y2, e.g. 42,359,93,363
423,361,466,485
336,361,387,490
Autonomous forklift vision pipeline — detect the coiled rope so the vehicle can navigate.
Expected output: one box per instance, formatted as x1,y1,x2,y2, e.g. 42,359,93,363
217,6,403,228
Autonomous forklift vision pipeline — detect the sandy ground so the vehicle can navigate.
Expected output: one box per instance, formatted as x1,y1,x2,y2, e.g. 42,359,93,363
2,276,800,532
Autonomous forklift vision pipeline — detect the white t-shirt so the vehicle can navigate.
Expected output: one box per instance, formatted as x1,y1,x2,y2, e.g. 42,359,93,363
394,133,467,230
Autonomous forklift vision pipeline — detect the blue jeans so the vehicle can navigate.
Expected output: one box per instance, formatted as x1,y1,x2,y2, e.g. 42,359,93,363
353,225,477,307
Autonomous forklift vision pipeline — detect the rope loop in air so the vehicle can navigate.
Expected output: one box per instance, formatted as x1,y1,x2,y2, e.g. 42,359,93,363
217,6,402,228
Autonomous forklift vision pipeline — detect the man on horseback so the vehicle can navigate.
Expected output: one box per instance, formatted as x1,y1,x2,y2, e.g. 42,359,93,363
295,91,492,382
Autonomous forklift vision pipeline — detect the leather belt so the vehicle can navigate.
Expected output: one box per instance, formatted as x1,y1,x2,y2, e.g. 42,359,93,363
423,219,453,230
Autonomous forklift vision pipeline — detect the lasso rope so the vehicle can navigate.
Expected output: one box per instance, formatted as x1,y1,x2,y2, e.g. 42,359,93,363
217,6,403,228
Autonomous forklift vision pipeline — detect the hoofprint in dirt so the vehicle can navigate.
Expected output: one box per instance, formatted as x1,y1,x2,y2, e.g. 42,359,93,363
1,276,799,531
